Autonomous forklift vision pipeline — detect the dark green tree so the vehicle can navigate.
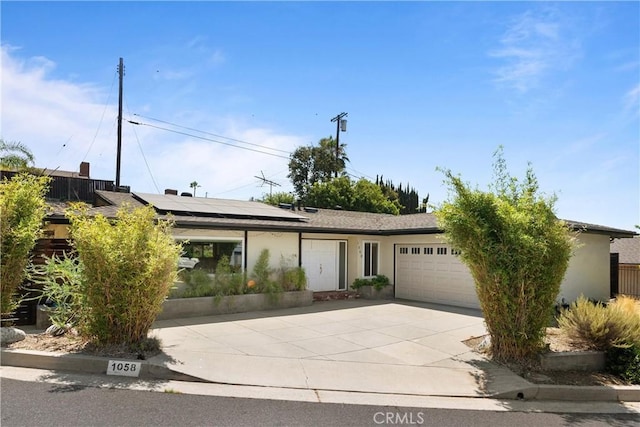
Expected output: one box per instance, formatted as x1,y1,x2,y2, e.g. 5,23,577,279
376,176,422,215
288,136,349,201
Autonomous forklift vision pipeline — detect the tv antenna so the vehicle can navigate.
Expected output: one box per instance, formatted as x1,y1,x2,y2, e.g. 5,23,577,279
254,171,281,196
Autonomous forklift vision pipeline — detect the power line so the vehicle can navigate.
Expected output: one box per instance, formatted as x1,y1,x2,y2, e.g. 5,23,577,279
125,98,161,193
127,120,291,160
82,69,117,163
346,166,376,181
133,113,291,154
127,115,385,196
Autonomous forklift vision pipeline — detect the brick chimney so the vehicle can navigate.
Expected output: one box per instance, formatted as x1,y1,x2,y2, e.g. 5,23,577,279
79,162,90,178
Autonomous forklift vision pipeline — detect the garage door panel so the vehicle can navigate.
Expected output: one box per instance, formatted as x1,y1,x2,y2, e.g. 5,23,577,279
395,244,479,309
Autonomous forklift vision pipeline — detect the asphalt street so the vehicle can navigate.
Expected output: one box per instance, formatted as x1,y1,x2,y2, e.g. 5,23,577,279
2,377,640,427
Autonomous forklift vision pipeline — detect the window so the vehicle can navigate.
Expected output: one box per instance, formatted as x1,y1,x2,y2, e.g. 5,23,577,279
363,241,379,277
411,247,420,255
338,241,347,290
424,247,433,255
181,240,243,273
437,247,447,255
451,248,461,256
399,247,408,254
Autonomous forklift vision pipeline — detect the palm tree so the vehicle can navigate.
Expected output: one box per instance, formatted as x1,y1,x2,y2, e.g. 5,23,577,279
190,181,201,197
0,139,35,170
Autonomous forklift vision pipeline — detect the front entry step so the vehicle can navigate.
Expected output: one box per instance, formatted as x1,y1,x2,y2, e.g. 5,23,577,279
313,291,360,302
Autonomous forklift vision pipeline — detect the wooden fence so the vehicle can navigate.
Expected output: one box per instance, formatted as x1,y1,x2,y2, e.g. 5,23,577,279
618,264,640,299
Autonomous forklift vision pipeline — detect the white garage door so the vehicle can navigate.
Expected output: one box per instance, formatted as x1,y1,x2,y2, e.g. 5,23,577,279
395,244,479,309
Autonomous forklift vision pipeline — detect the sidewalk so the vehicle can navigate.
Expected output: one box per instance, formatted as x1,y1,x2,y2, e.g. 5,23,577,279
2,299,640,403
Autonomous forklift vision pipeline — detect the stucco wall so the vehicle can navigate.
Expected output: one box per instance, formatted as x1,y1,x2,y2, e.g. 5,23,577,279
558,233,611,304
247,231,299,272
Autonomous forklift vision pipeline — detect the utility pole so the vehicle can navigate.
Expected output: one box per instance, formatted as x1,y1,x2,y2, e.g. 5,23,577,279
115,57,124,188
330,112,348,178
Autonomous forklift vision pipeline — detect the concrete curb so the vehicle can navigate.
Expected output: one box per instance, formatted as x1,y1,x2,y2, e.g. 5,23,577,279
3,348,640,402
0,349,207,383
493,384,640,402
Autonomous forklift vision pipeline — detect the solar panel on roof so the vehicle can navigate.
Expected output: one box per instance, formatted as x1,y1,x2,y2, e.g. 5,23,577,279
133,192,307,220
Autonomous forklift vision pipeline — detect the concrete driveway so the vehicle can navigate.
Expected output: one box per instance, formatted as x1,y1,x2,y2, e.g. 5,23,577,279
149,299,531,398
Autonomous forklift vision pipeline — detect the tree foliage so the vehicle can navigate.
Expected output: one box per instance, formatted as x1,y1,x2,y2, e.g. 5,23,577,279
435,148,575,362
65,203,182,346
262,191,295,206
0,139,35,170
375,175,427,214
0,173,50,315
288,136,348,200
306,176,400,215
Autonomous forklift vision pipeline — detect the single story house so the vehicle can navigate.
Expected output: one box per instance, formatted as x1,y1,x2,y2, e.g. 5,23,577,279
43,189,637,310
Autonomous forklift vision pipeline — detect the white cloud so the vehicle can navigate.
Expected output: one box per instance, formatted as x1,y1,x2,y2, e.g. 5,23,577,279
209,48,225,66
1,45,116,173
1,46,302,200
624,84,640,116
489,8,581,93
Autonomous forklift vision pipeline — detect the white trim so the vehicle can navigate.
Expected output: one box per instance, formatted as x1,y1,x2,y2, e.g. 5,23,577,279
174,236,242,243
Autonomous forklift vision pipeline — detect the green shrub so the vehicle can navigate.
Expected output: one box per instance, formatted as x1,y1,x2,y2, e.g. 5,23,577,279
0,173,50,315
351,275,389,291
171,251,306,298
371,275,390,291
351,278,370,290
281,267,307,291
559,295,640,384
277,255,307,292
180,269,214,298
558,296,640,351
212,255,246,296
250,249,282,295
66,203,181,346
26,252,84,330
606,345,640,384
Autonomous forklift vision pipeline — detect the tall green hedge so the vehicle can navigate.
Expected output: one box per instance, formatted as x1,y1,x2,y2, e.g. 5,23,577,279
436,149,575,362
66,203,181,345
0,173,50,315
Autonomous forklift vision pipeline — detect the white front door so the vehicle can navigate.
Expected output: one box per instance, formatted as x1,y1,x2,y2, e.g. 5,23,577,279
302,240,343,292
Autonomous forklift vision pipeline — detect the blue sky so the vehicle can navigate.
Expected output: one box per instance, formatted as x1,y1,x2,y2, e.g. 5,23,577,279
1,1,638,230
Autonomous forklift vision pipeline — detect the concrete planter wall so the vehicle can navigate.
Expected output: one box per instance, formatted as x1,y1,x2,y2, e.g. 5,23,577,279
355,285,394,300
539,350,605,371
156,290,314,321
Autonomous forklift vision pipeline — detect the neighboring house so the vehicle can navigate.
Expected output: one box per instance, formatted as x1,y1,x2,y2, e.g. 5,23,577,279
611,236,640,298
42,189,636,310
1,162,115,206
